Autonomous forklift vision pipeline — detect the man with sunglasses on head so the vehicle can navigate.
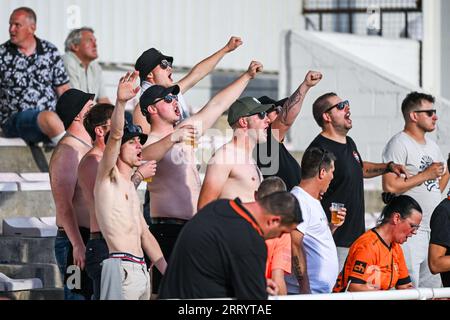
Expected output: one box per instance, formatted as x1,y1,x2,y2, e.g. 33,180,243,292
382,91,449,288
133,36,243,133
255,71,322,190
78,103,158,300
139,61,263,297
306,93,408,272
94,71,166,300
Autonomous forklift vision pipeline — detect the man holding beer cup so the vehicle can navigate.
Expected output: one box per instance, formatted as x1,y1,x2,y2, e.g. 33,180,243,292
286,147,346,294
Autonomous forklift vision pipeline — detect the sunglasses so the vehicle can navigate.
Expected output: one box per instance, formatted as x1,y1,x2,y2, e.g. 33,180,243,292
268,106,282,115
154,94,178,104
249,111,268,120
159,59,172,70
125,122,143,134
414,109,437,117
325,100,350,113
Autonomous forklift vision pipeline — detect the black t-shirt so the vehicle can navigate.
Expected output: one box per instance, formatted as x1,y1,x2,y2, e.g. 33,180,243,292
255,125,301,190
158,199,268,300
430,198,450,287
307,134,365,247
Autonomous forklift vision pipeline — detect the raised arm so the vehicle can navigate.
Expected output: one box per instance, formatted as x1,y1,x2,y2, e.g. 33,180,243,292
181,61,263,136
177,36,243,93
97,71,140,180
197,148,233,210
272,71,322,141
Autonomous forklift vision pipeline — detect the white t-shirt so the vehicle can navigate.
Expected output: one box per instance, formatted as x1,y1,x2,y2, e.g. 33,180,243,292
140,81,190,119
382,131,445,231
285,186,339,294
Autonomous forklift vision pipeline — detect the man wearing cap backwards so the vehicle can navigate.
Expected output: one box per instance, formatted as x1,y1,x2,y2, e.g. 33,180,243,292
49,88,95,300
255,71,322,191
197,96,273,209
139,61,263,296
133,36,243,133
305,92,409,272
94,71,166,300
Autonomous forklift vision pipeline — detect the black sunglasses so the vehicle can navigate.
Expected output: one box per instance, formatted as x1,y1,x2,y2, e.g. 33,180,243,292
325,100,350,113
154,94,178,104
125,122,143,134
248,111,268,120
414,109,437,117
159,59,172,70
268,106,282,115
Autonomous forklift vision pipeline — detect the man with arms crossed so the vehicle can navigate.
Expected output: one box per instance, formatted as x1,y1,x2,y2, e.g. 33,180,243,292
94,71,165,300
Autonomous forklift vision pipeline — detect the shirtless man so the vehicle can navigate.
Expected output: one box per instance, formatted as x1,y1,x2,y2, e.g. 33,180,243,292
138,60,263,294
94,71,165,300
197,96,273,208
49,89,95,300
78,103,186,299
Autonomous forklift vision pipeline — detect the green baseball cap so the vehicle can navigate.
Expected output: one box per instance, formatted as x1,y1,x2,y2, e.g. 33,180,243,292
227,97,275,126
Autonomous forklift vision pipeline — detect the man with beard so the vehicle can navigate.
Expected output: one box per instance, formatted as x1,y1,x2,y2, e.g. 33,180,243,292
306,93,408,272
383,92,449,288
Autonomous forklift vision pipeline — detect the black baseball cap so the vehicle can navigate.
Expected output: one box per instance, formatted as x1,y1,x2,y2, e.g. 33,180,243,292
258,96,288,109
135,48,173,83
56,89,95,129
105,122,148,146
139,85,180,116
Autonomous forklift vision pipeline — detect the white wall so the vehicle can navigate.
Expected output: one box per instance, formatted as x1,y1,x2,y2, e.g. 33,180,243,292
312,32,420,87
0,0,302,71
279,30,450,164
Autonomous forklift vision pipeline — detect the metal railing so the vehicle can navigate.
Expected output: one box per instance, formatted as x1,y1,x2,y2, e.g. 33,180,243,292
303,0,422,39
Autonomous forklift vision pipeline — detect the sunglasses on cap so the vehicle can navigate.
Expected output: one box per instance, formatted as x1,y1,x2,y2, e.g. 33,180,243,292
125,122,143,134
325,100,350,113
159,59,172,70
268,106,282,115
413,109,437,117
154,94,178,104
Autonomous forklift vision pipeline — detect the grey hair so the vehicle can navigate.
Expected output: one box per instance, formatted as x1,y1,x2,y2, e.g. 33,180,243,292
12,7,37,24
64,27,94,52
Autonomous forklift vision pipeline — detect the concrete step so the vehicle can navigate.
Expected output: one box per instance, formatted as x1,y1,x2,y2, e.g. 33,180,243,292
0,236,57,264
0,287,64,300
0,143,53,173
0,263,62,288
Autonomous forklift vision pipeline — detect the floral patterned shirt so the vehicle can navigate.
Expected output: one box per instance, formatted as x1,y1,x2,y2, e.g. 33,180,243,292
0,37,69,125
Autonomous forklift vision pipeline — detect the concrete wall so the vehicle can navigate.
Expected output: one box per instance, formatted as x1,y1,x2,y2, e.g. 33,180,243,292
0,0,302,72
279,30,450,170
312,32,420,87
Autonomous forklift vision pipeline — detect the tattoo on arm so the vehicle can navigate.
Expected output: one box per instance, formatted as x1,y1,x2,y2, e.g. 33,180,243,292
280,89,303,124
131,173,142,190
292,255,304,282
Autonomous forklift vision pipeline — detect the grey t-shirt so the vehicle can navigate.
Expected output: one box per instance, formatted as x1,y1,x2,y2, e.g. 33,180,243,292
382,131,445,231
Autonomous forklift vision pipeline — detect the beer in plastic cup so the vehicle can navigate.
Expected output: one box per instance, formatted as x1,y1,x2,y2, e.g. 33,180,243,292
331,202,345,224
